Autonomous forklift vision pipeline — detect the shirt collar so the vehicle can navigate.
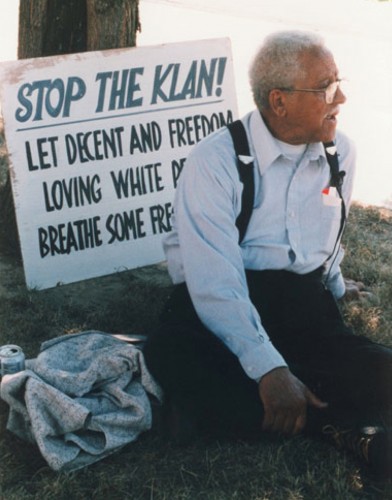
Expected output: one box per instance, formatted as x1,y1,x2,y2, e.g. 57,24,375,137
249,110,281,175
307,141,327,164
247,109,328,173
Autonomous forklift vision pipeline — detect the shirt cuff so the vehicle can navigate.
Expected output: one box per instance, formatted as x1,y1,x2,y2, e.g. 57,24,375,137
326,271,346,299
238,340,287,381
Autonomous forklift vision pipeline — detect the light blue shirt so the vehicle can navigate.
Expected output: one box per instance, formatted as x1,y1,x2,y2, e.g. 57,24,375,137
163,110,356,381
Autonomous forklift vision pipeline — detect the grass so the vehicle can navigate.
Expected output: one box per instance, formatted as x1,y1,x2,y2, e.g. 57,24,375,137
0,134,392,498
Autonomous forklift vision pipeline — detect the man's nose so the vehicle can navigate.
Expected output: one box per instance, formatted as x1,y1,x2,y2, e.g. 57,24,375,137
334,85,347,104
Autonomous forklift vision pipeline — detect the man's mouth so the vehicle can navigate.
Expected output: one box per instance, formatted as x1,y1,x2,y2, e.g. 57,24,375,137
326,110,339,121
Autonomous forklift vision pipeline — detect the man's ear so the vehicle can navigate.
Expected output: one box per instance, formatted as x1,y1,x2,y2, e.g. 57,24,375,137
268,89,288,117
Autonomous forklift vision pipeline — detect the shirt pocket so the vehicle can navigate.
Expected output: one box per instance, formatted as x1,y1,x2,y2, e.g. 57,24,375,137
320,201,343,253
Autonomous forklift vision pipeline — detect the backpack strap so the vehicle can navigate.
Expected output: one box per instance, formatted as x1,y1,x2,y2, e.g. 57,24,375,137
227,120,255,244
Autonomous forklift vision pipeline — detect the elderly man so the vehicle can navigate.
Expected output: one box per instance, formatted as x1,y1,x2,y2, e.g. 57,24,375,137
144,31,391,480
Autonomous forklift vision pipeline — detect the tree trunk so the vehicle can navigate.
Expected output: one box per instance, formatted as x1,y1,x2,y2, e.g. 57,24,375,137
86,0,140,50
0,0,140,257
17,0,140,58
18,0,88,58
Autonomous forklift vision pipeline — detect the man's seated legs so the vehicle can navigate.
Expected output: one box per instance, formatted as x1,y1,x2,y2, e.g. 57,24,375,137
145,275,392,479
144,315,264,443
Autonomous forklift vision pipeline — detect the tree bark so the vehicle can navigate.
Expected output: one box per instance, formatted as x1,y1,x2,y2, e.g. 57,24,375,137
17,0,140,58
86,0,140,50
18,0,88,58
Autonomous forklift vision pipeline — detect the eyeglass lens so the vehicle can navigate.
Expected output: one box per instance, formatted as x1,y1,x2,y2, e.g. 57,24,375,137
326,81,340,104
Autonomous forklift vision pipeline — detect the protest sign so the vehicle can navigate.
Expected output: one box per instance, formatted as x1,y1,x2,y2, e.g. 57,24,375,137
0,38,238,289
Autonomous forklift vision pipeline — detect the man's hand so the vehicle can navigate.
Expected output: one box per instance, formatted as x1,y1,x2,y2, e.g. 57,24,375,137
343,278,373,302
258,367,328,436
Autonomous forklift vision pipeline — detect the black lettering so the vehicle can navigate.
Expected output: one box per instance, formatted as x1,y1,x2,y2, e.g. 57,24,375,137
168,110,233,148
95,68,144,112
38,227,50,257
151,58,226,104
41,174,102,212
25,137,59,171
25,141,38,171
105,209,146,243
45,78,65,117
110,163,163,199
129,121,162,154
16,77,85,122
171,158,186,188
38,217,103,258
151,64,174,104
149,203,173,234
65,127,124,165
16,83,34,122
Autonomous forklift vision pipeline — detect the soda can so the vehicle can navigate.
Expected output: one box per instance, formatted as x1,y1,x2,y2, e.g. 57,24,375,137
0,344,25,376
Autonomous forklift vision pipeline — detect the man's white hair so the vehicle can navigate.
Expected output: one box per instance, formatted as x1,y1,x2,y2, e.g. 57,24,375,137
249,30,328,110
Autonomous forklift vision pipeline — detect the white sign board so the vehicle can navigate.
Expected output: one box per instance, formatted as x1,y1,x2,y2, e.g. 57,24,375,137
0,39,238,289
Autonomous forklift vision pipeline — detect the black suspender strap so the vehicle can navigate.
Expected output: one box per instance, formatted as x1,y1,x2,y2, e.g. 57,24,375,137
227,122,346,249
323,141,347,250
227,120,255,244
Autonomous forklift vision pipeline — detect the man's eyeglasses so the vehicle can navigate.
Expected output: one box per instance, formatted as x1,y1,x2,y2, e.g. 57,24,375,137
278,79,345,104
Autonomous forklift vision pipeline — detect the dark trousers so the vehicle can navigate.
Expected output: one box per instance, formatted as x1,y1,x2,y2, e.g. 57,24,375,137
144,269,392,439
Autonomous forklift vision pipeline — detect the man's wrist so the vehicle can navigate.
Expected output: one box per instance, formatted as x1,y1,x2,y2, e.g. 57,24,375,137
239,342,287,381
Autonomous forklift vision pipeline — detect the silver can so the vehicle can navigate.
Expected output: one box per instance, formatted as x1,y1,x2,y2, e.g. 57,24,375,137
0,344,25,376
